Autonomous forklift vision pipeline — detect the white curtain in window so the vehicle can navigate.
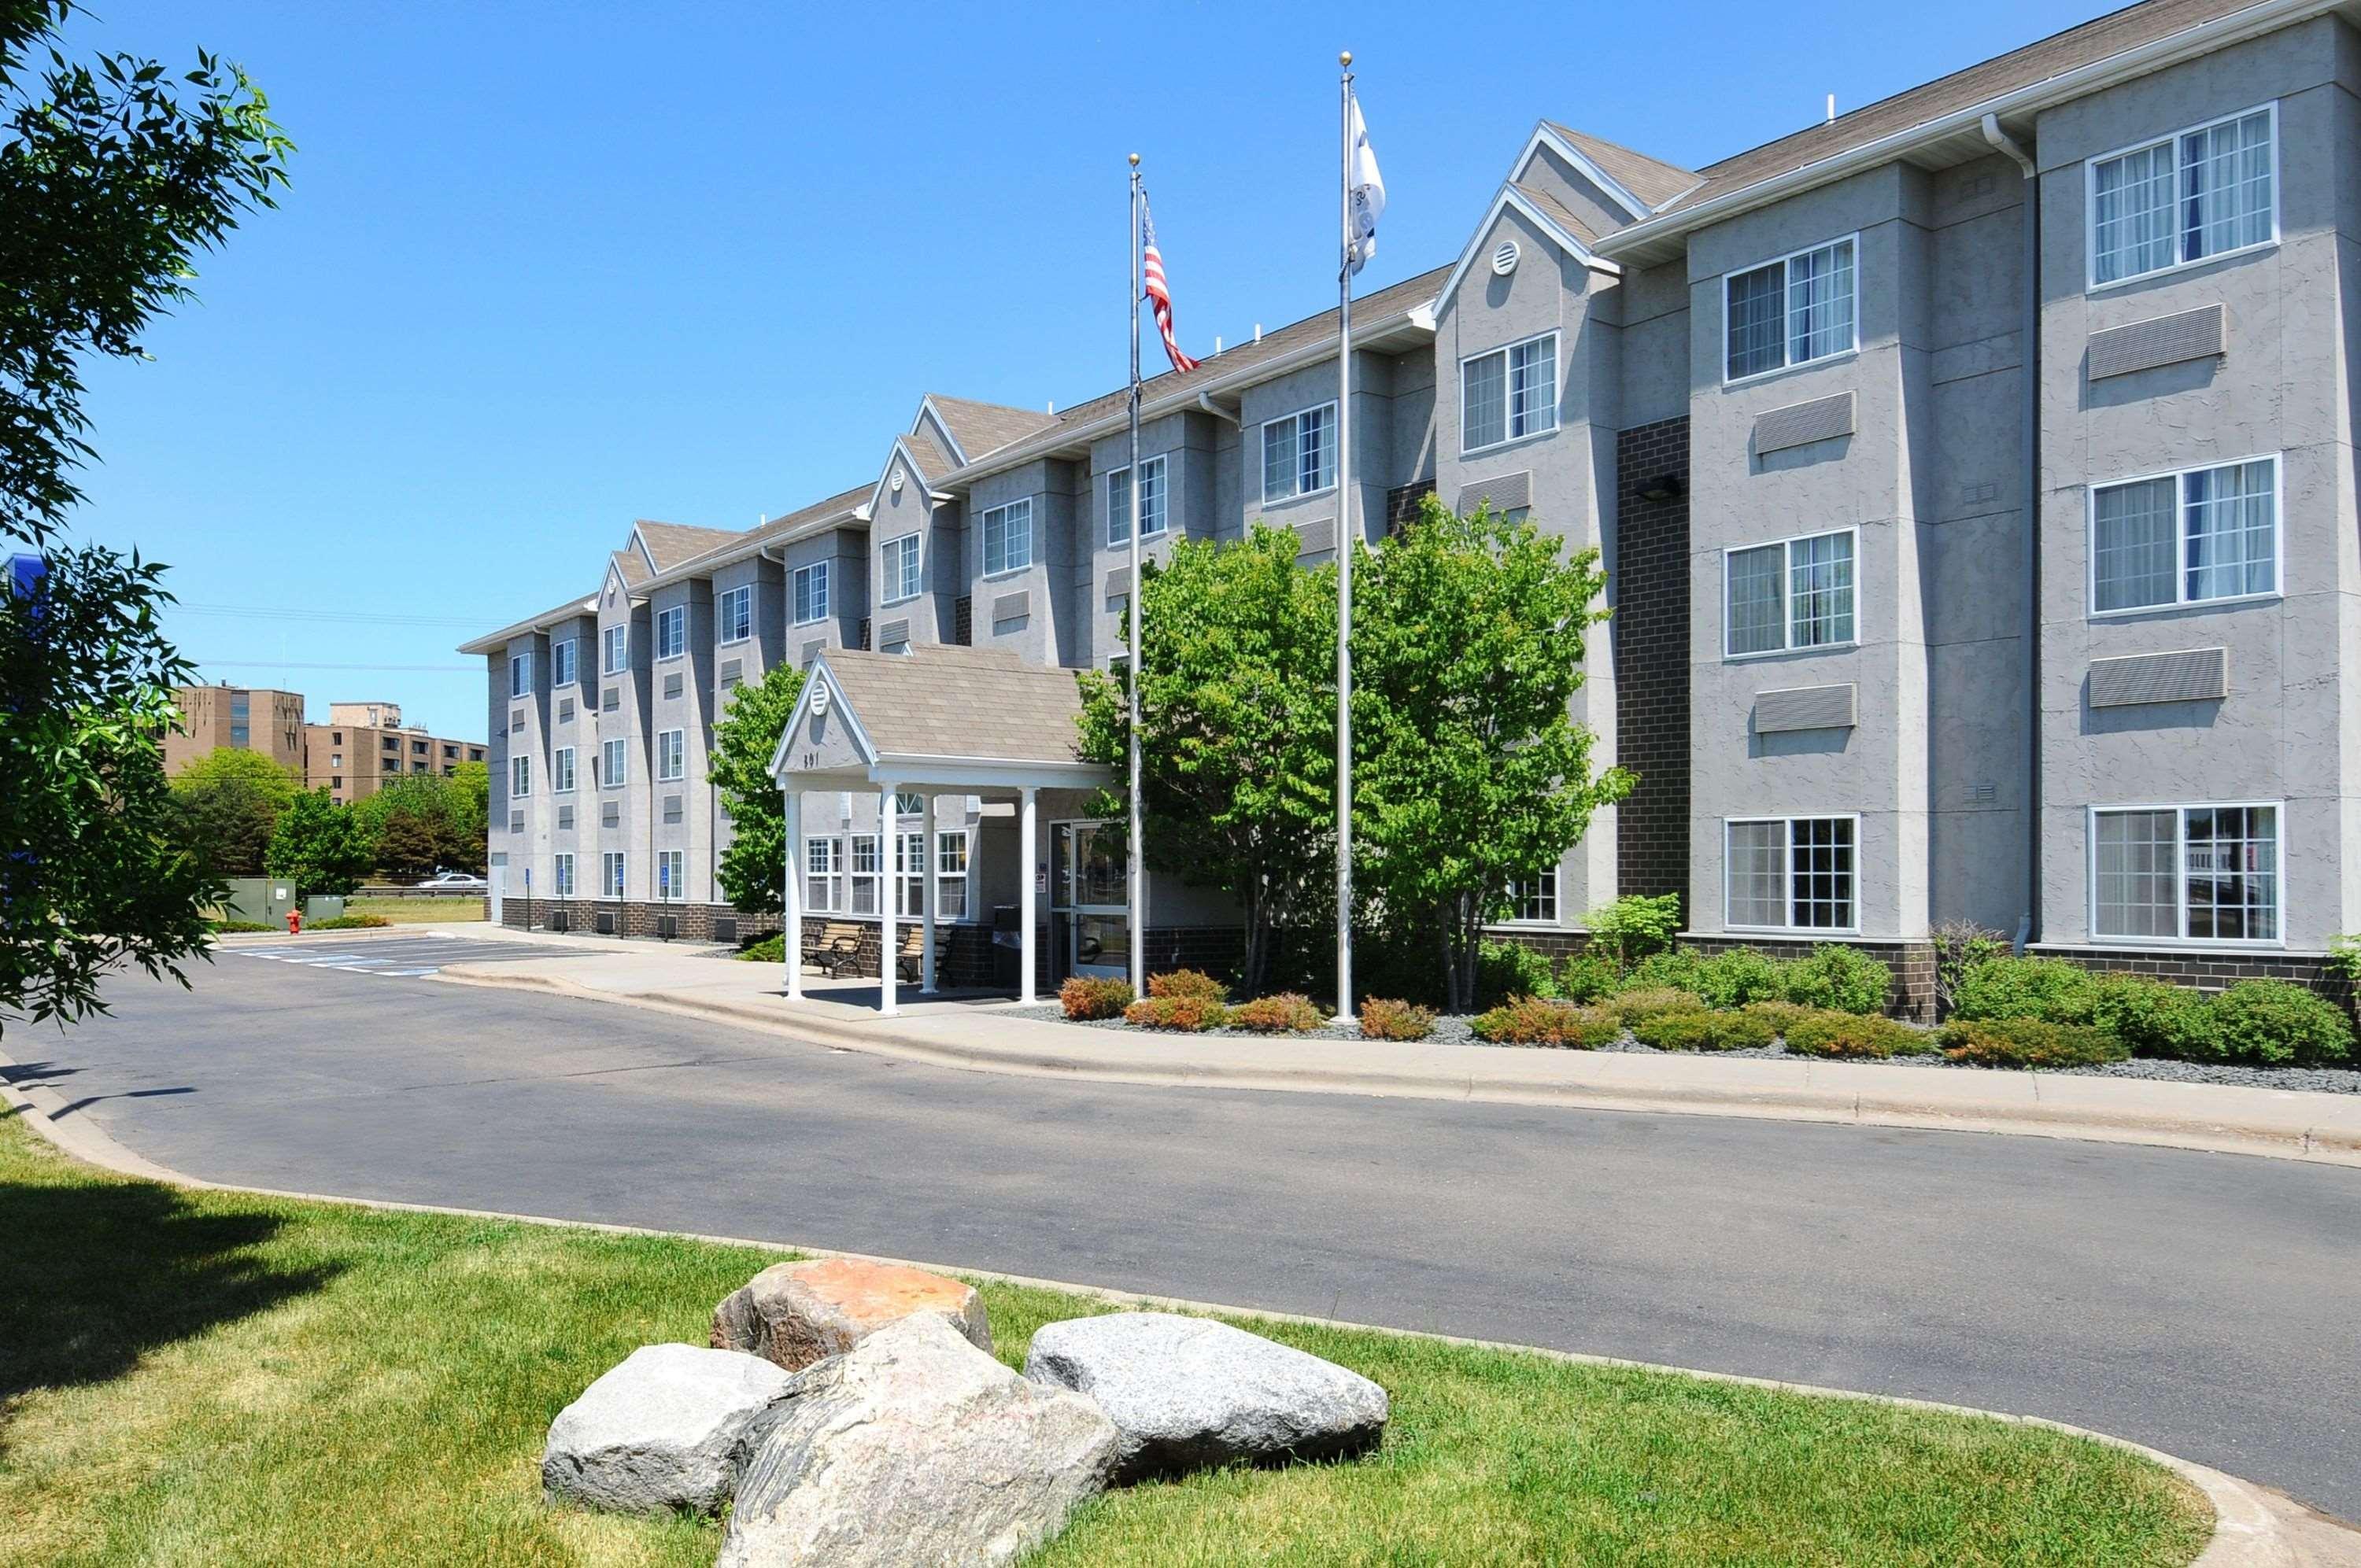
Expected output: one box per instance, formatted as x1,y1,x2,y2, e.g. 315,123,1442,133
2093,477,2178,611
2094,810,2177,938
1463,352,1506,448
1786,241,1854,365
1788,532,1853,647
2093,141,2177,283
1727,821,1786,926
1509,337,1555,437
2182,111,2273,263
2183,459,2274,603
1726,544,1785,655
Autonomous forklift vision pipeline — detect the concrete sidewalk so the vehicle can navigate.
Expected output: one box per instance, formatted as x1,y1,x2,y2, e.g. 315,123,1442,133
425,925,2361,1168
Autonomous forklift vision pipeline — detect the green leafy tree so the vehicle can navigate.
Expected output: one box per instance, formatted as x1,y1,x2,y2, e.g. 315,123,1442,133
1076,526,1337,994
1351,499,1633,1013
171,743,301,804
369,805,443,884
164,746,298,876
711,662,806,913
264,790,372,897
353,769,485,877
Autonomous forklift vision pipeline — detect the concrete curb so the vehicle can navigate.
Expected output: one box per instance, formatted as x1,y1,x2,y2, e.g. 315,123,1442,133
434,965,2361,1169
0,1048,2341,1566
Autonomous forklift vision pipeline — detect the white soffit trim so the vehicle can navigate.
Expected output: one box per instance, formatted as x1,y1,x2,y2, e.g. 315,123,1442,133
767,657,878,780
1434,185,1620,321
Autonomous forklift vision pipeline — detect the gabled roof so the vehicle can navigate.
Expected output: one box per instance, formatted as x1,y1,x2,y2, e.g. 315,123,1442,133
922,395,1058,461
611,547,651,588
633,519,741,571
1537,124,1701,212
769,644,1107,786
902,422,959,481
1432,186,1612,320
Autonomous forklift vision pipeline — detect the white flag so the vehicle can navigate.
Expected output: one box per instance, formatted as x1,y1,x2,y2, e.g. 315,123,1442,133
1346,92,1384,275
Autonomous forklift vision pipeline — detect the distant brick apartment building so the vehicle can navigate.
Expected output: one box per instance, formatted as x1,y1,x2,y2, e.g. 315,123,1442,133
163,684,306,776
168,686,486,803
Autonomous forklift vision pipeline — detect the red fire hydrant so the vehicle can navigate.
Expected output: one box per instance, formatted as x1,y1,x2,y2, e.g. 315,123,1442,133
286,908,301,935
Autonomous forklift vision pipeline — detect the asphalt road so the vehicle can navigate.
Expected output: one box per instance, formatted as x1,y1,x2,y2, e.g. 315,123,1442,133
13,957,2360,1518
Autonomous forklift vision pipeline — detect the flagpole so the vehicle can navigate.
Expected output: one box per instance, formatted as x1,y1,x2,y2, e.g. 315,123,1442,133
1333,53,1355,1024
1126,153,1147,996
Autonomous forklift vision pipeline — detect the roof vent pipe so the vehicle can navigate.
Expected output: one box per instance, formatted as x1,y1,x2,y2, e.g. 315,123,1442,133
1214,336,1222,356
1253,323,1262,343
1825,94,1836,124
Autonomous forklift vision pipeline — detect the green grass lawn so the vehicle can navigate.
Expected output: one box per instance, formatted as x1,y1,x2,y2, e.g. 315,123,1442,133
0,1116,2209,1566
339,895,485,924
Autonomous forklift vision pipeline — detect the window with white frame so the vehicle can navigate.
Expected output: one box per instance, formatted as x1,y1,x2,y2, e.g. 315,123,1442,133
1260,404,1336,502
656,848,685,902
1462,332,1558,452
600,850,625,898
937,829,970,920
656,605,685,659
656,729,684,781
1725,237,1857,381
552,746,576,793
509,754,531,798
895,831,927,918
509,651,531,698
552,638,577,686
2089,105,2274,287
793,562,829,625
2093,803,2278,943
600,736,626,788
1506,867,1557,923
848,834,880,914
1106,456,1168,546
2091,456,2277,613
1726,817,1856,931
602,625,628,673
982,499,1033,575
883,534,921,602
1725,529,1855,656
716,585,752,644
552,852,575,898
804,836,842,912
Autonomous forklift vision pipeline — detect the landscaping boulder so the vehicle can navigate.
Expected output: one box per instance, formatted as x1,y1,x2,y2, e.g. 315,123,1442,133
711,1256,991,1372
541,1342,793,1515
1022,1312,1388,1481
719,1313,1119,1568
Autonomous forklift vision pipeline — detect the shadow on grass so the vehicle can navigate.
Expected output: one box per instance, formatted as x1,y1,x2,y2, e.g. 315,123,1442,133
0,1174,342,1452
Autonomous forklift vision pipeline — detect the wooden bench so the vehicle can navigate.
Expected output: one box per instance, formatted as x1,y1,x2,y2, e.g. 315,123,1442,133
811,921,866,978
895,924,924,986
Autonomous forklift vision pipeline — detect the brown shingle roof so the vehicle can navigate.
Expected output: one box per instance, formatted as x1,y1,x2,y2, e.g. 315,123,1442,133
1512,183,1602,248
903,423,957,479
611,547,651,587
823,645,1090,766
1540,124,1700,210
634,519,742,570
925,396,1058,460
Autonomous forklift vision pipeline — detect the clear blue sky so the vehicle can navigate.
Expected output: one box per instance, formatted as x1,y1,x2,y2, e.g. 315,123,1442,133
61,0,2104,741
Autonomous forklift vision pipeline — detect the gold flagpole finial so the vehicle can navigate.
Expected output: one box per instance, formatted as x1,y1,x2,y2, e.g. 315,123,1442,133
1128,152,1140,167
1339,50,1352,68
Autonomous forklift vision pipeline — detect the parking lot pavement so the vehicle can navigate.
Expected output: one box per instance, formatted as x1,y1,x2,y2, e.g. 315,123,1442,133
223,934,584,979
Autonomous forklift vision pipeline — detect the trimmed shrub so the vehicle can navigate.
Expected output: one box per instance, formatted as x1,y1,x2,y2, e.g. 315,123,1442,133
1148,969,1229,1004
1557,953,1619,1005
1124,994,1228,1031
1937,1018,2128,1069
305,914,390,930
212,920,275,934
1783,1011,1933,1060
1471,998,1620,1048
737,933,785,964
1741,999,1815,1036
1631,1009,1778,1052
1358,997,1436,1041
1949,956,2099,1025
1583,892,1683,965
1779,944,1890,1015
2088,974,2212,1060
1606,987,1706,1025
1620,949,1705,995
1061,976,1136,1021
2203,980,2353,1066
1476,939,1560,1007
1692,947,1786,1010
1229,993,1325,1033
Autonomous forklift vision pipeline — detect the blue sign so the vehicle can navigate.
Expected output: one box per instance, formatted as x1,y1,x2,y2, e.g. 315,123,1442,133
6,553,46,600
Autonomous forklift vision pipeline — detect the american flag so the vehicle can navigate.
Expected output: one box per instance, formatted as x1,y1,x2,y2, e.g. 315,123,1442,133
1141,197,1199,374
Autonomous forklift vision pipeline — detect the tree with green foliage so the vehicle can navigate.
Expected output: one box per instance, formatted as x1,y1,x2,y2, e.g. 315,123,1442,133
264,790,372,897
171,744,301,803
1,2,289,1032
353,769,485,878
711,662,807,913
1077,526,1338,994
164,746,299,876
1351,498,1632,1013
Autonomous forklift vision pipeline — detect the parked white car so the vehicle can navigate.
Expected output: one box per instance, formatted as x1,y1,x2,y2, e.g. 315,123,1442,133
416,871,490,891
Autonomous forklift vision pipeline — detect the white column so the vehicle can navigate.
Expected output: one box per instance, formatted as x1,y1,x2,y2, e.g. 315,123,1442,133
1018,786,1038,1005
921,791,938,994
878,781,898,1016
782,787,803,1001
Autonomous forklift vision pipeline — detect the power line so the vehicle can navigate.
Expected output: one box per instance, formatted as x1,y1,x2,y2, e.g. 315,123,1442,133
175,602,496,629
190,659,480,673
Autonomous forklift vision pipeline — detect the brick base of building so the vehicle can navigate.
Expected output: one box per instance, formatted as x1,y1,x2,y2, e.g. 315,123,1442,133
2031,943,2352,1005
502,898,780,945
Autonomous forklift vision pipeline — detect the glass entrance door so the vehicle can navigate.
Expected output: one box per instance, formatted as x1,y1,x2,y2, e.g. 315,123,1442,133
1051,821,1128,978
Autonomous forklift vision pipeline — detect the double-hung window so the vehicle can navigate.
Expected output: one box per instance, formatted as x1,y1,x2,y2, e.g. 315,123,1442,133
1726,817,1857,932
601,851,625,899
509,651,531,698
895,831,927,918
1725,529,1855,656
602,625,628,674
600,736,626,789
1725,237,1857,380
848,834,881,914
656,606,685,660
552,746,576,793
552,638,577,686
1461,332,1558,452
1106,456,1168,545
937,829,970,920
656,729,685,782
552,852,575,898
656,849,685,902
1260,404,1336,503
509,754,531,798
1505,868,1558,924
2091,457,2277,613
793,562,829,625
883,534,922,602
2093,803,2278,942
981,500,1033,575
716,585,752,644
804,836,842,913
2089,105,2274,287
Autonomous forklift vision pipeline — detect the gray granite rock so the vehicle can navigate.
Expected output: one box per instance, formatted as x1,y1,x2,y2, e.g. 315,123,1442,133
719,1313,1119,1567
1022,1312,1387,1480
541,1342,793,1515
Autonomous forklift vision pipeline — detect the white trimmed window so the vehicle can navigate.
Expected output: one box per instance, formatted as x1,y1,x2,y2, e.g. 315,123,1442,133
1725,237,1857,380
1724,529,1855,656
1260,404,1336,503
1461,332,1558,452
509,754,531,798
2089,105,2275,288
804,836,842,913
1726,817,1857,932
716,585,752,644
509,651,531,698
552,852,575,898
656,729,684,782
1506,868,1558,924
2093,803,2279,943
2091,457,2277,613
602,625,628,674
656,605,685,660
600,736,626,789
601,850,625,899
884,534,921,602
552,638,577,686
552,747,576,793
982,499,1033,575
793,562,829,625
848,834,881,914
1106,455,1168,545
656,849,685,902
937,829,970,921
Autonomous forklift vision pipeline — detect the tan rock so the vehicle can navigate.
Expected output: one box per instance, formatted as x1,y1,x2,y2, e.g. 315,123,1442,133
711,1256,992,1371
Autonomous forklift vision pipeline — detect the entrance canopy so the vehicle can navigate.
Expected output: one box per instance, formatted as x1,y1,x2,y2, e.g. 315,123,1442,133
767,645,1111,1014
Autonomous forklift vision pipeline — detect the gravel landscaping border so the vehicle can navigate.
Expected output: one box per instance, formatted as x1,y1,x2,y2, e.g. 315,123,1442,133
1003,1005,2361,1095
